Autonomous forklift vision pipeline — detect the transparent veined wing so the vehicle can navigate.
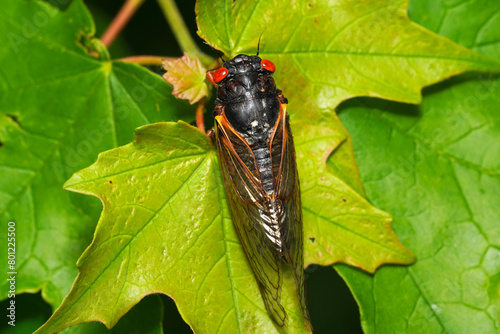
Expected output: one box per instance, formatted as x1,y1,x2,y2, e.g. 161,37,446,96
270,103,310,326
215,111,287,326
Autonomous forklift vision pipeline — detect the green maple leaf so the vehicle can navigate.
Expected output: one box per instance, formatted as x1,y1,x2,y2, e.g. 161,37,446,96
335,0,500,332
0,0,193,332
0,0,498,333
34,116,415,333
197,0,500,197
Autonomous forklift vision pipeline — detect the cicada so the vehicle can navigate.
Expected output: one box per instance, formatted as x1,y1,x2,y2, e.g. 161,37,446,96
208,54,310,327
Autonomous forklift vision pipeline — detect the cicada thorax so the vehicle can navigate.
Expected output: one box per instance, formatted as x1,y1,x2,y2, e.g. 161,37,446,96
214,54,283,195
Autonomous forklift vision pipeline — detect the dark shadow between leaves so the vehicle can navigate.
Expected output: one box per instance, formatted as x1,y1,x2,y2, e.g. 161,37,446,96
423,71,500,97
160,294,194,333
336,96,420,118
306,265,363,334
337,72,500,118
0,292,52,334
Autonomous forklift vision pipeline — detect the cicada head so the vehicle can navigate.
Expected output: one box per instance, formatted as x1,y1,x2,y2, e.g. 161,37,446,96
211,54,283,145
214,55,277,103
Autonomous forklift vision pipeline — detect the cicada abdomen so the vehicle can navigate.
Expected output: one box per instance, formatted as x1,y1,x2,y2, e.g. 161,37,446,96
209,54,310,328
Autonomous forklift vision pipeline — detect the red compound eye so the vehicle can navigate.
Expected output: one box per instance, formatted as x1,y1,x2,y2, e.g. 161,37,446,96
213,67,229,83
260,59,275,72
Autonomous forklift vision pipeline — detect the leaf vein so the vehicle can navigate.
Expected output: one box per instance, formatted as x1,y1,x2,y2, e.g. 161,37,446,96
303,206,408,257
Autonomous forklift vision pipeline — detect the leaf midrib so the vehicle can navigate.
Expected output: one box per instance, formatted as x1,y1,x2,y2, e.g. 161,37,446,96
302,206,409,260
65,152,207,190
263,50,498,67
0,5,101,67
40,155,210,332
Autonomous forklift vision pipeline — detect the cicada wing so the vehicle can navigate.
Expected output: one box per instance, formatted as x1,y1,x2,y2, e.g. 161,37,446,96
215,114,287,326
270,104,311,325
270,104,296,199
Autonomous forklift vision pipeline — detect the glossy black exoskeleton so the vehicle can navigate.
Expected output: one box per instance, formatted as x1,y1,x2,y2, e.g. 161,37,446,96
214,54,284,145
209,54,310,328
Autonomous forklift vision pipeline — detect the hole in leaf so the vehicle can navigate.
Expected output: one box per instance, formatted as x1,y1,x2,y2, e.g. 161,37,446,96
77,33,94,55
341,198,347,202
6,114,22,129
76,32,103,58
309,237,316,243
41,0,71,11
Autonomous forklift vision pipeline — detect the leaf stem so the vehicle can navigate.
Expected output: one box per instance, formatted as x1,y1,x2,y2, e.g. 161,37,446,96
196,99,207,133
156,0,211,64
119,55,174,65
101,0,146,48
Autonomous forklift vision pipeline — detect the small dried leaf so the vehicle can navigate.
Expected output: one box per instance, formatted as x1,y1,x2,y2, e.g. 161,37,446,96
162,53,209,104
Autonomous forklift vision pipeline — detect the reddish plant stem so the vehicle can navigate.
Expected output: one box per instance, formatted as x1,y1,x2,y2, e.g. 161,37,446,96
101,0,146,48
119,55,174,66
196,99,207,133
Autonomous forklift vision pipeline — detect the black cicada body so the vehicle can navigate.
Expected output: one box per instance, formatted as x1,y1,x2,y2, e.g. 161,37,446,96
210,54,310,327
